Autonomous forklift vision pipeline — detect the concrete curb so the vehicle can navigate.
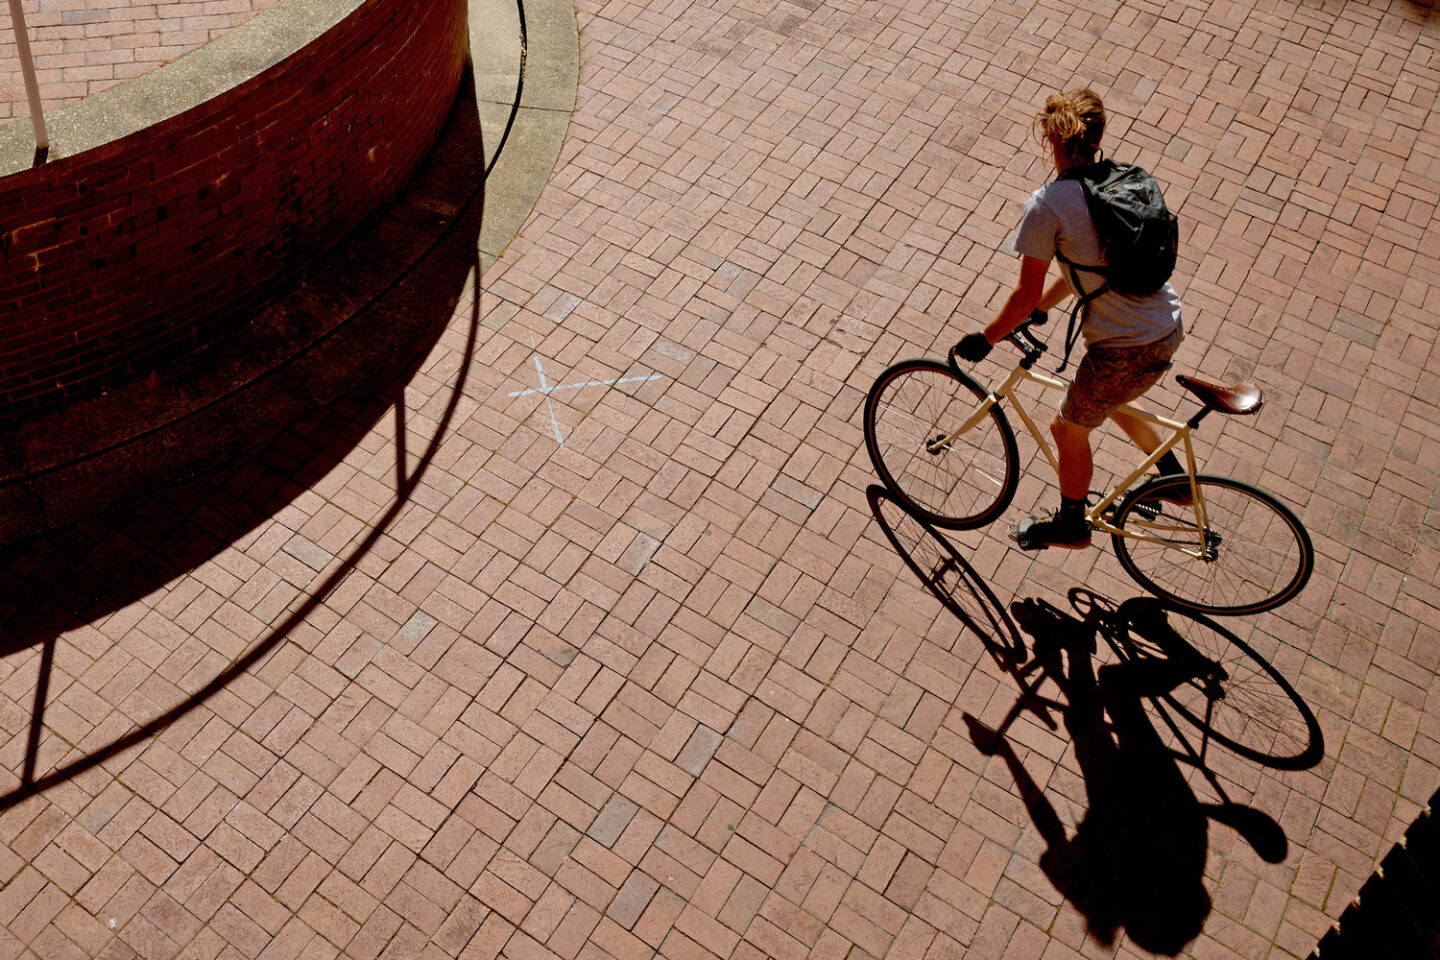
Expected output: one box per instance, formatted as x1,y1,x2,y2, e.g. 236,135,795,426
0,0,579,543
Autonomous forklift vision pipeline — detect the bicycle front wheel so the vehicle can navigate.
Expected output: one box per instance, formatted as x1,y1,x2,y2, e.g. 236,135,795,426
863,358,1018,529
1111,474,1313,615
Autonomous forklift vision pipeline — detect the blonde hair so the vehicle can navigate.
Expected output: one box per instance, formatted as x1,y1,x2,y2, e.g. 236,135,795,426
1035,88,1106,162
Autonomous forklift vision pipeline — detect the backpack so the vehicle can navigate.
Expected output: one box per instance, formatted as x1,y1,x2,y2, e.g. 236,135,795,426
1052,159,1180,369
1060,159,1178,295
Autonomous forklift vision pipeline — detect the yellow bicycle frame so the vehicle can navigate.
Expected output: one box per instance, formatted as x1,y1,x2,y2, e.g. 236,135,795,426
939,360,1213,556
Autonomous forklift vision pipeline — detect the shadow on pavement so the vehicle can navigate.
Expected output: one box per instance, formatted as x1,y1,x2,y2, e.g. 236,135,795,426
866,484,1025,662
867,489,1311,954
0,72,497,810
966,597,1291,955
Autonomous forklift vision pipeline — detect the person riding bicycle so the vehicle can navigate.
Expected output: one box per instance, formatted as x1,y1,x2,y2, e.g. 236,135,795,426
954,88,1185,550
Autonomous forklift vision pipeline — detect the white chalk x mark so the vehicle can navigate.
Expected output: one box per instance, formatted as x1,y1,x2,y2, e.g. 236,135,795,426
510,352,663,447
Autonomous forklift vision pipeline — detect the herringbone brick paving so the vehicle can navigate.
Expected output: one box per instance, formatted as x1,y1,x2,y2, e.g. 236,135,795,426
2,0,1439,956
0,0,275,122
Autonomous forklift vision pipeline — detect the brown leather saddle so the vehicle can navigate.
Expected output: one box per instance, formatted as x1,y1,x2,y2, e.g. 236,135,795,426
1176,375,1263,416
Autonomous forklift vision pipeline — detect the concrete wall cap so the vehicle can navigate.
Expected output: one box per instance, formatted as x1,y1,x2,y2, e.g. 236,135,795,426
0,0,362,174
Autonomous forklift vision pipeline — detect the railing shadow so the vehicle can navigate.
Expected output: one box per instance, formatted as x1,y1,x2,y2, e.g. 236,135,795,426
867,488,1320,955
0,69,499,810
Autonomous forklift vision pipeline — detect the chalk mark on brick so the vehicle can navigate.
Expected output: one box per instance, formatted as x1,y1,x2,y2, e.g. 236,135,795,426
510,348,662,447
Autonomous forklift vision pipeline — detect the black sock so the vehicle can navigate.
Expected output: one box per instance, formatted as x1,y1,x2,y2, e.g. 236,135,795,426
1156,451,1183,476
1059,495,1087,525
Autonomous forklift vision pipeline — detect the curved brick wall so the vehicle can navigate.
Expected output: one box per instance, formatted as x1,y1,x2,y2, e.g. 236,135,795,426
0,0,469,423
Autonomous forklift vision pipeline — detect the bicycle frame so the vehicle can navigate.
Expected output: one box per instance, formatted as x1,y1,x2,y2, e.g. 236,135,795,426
937,356,1213,554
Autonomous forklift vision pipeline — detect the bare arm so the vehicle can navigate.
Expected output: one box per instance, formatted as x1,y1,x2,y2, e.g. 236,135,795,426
981,256,1067,344
1038,275,1071,312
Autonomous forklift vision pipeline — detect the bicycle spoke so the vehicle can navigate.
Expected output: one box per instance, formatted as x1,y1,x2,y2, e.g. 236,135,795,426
1112,476,1313,615
864,360,1019,529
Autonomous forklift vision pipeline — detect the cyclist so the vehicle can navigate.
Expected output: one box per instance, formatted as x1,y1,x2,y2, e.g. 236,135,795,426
954,88,1185,550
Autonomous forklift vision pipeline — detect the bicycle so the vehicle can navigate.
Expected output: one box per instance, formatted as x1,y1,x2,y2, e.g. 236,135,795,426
862,314,1314,616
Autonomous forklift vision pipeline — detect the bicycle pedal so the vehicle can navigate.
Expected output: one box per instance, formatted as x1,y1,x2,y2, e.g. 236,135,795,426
1008,529,1090,551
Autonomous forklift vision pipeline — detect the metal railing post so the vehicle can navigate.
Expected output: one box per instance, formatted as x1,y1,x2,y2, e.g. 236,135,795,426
6,0,49,152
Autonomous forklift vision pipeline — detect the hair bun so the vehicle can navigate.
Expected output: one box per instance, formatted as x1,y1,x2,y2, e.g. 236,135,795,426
1036,88,1106,161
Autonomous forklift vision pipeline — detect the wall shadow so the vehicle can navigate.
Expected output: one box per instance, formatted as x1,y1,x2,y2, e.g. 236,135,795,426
0,69,502,809
1310,780,1440,959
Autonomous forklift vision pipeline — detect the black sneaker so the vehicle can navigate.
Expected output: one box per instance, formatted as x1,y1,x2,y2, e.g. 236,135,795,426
1009,512,1093,551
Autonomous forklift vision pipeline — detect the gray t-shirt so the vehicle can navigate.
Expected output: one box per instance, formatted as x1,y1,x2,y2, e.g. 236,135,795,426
1014,179,1183,349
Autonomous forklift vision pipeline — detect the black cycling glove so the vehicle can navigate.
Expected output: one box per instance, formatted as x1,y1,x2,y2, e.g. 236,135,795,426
954,332,993,363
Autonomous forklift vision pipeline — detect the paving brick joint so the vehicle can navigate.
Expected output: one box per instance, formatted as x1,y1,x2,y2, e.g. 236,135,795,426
0,0,1438,957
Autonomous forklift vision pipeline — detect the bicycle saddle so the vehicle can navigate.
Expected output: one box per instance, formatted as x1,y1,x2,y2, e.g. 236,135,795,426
1176,375,1263,415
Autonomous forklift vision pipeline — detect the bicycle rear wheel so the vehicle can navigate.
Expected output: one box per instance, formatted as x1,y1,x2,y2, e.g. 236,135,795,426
1111,475,1313,615
863,358,1018,529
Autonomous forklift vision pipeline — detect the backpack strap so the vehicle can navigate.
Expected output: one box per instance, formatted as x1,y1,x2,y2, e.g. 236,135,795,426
1052,160,1111,373
1051,247,1108,373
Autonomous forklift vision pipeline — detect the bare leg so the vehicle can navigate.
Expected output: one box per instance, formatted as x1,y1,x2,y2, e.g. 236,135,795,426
1051,416,1094,500
1109,407,1164,456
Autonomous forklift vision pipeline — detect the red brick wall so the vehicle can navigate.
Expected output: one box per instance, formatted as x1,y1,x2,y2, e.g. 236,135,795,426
0,0,469,422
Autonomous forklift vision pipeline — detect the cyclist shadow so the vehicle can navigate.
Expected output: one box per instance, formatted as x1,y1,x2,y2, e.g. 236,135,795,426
865,487,1290,955
966,595,1290,955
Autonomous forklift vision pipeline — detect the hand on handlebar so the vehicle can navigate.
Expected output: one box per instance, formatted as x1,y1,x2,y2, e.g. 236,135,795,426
955,310,1047,363
954,332,992,362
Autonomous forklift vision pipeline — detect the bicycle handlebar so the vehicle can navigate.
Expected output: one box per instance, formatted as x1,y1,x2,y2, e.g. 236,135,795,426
1006,311,1049,368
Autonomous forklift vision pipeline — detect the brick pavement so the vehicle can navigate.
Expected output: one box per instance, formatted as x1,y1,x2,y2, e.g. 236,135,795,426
0,0,275,123
1,0,1439,957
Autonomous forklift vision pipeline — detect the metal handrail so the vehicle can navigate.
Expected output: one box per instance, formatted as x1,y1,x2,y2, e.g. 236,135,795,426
6,0,49,155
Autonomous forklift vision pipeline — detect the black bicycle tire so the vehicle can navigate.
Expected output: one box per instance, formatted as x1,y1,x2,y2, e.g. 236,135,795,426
1111,474,1314,615
863,358,1019,529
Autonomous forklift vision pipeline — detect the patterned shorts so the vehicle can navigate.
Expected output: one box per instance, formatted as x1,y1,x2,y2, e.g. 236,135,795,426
1060,326,1184,429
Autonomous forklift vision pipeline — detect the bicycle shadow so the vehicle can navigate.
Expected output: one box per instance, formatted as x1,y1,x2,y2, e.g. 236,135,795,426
864,489,1304,954
965,595,1293,956
865,485,1068,728
866,485,1025,657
